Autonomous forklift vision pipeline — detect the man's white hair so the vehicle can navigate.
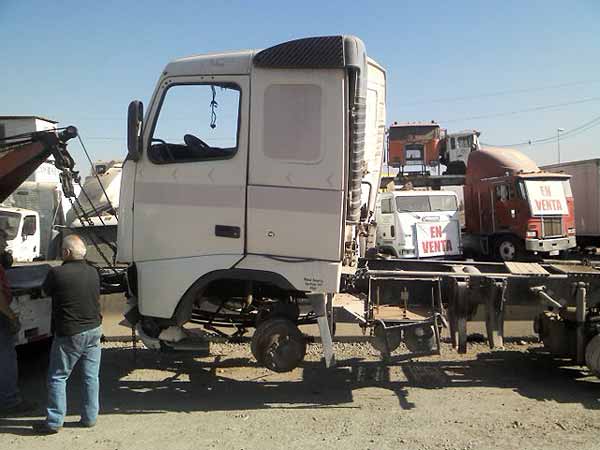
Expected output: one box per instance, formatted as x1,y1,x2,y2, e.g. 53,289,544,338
62,234,87,260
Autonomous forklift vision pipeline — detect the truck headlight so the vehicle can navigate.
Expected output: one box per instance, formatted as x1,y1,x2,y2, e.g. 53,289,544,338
567,227,576,236
526,230,537,238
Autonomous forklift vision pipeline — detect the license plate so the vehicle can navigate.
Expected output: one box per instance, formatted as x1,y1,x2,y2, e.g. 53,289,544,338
549,250,559,256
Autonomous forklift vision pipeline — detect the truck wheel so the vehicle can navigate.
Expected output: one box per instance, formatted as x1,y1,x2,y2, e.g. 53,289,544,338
250,319,271,365
371,322,401,356
251,318,306,372
495,237,521,261
585,334,600,377
404,325,435,353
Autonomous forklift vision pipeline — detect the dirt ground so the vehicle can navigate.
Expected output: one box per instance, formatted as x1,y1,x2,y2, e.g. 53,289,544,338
1,337,599,450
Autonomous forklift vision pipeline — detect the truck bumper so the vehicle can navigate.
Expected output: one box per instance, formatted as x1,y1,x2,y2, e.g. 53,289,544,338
525,236,576,253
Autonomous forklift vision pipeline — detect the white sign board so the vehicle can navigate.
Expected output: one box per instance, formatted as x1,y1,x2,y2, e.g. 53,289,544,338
415,220,461,257
525,180,568,216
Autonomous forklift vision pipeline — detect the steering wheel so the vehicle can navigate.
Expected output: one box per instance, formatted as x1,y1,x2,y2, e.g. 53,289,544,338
151,138,174,162
184,134,210,151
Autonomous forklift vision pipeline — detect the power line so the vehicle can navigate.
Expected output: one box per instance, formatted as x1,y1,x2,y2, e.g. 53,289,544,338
442,96,600,123
482,114,600,147
399,78,600,106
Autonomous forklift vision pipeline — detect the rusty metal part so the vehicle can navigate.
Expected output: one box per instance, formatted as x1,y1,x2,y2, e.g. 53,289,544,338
575,283,587,364
371,321,401,356
252,318,306,373
404,325,435,353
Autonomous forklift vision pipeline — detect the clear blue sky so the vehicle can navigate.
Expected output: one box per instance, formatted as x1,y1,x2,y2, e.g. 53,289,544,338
1,0,599,170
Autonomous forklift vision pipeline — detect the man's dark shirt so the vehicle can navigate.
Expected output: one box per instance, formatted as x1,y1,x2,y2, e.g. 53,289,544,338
43,260,102,337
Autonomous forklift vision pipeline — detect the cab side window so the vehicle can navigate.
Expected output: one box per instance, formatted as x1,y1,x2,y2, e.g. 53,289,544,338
381,198,394,214
149,83,240,164
22,215,37,236
495,183,514,202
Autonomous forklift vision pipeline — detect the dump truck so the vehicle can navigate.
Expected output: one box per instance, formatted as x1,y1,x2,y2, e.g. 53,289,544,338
387,122,480,176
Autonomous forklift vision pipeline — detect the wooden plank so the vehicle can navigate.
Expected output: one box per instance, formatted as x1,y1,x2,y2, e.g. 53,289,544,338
504,261,550,276
550,264,600,274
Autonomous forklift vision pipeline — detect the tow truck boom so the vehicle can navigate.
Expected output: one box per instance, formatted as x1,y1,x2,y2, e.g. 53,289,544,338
0,126,79,203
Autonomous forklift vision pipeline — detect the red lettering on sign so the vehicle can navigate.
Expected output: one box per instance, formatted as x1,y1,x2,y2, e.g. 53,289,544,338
430,225,443,238
534,199,563,211
421,240,453,254
540,185,552,197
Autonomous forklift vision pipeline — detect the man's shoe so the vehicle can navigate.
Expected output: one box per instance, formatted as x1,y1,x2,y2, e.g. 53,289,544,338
78,420,96,428
0,400,37,416
32,422,61,435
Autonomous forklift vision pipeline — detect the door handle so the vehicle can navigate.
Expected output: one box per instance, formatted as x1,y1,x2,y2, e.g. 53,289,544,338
215,225,241,238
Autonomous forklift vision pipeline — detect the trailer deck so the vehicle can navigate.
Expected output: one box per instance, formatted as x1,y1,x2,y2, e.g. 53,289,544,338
339,257,600,375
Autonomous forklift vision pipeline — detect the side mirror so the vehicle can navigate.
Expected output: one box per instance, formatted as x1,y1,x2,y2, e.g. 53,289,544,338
127,100,144,161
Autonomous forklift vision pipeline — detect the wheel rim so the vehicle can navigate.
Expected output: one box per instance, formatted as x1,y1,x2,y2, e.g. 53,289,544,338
498,240,516,261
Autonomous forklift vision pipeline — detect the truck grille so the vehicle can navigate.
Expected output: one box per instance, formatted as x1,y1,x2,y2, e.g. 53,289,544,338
541,217,563,237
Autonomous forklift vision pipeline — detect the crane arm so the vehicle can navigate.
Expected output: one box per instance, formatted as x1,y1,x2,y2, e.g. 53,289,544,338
0,127,78,203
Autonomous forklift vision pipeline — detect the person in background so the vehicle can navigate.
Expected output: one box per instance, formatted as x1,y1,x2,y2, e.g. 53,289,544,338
0,229,36,415
33,235,102,434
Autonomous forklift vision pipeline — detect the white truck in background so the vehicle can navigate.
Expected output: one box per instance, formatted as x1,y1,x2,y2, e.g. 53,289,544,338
0,207,40,262
542,158,600,248
375,190,462,258
0,162,75,261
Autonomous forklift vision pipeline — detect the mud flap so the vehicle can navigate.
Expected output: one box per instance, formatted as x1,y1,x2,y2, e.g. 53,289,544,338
309,293,336,368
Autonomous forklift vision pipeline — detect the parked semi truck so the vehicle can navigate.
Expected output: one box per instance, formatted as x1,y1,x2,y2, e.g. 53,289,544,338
375,189,461,258
542,158,600,248
463,147,576,261
119,35,386,371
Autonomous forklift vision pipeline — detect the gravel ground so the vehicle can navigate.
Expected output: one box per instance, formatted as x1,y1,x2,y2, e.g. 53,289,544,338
1,339,599,450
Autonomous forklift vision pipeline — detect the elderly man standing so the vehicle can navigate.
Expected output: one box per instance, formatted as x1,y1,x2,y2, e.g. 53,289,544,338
0,229,36,415
33,234,102,434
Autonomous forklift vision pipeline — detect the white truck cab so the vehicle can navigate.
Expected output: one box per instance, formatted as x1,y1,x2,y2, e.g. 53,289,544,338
375,190,462,258
118,36,386,371
441,130,481,175
0,207,40,262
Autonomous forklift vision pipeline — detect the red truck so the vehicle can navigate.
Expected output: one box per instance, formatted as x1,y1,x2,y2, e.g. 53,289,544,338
462,147,577,260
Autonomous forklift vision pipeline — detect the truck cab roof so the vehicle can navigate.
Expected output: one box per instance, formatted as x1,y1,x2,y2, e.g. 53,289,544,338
386,190,458,197
163,36,379,78
0,206,38,216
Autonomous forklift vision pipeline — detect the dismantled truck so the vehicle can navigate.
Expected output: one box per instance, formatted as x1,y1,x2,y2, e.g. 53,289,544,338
119,35,387,371
117,35,600,378
5,36,600,380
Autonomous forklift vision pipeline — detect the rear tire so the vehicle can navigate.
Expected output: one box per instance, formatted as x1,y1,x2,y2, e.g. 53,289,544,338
251,318,306,372
494,236,522,261
404,325,435,353
585,334,600,377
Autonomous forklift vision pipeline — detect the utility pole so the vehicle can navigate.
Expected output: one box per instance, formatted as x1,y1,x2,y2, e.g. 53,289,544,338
557,128,565,163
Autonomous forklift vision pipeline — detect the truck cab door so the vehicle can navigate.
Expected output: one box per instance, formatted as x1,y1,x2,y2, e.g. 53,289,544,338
20,214,39,261
132,76,249,263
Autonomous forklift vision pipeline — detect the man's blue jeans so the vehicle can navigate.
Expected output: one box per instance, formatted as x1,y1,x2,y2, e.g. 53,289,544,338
0,318,21,408
46,326,102,429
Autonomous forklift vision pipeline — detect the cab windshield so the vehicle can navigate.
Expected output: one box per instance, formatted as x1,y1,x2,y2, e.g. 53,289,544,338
0,211,21,240
395,195,458,212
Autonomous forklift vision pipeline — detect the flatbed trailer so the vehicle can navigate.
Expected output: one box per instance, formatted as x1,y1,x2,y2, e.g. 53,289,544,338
339,257,600,376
